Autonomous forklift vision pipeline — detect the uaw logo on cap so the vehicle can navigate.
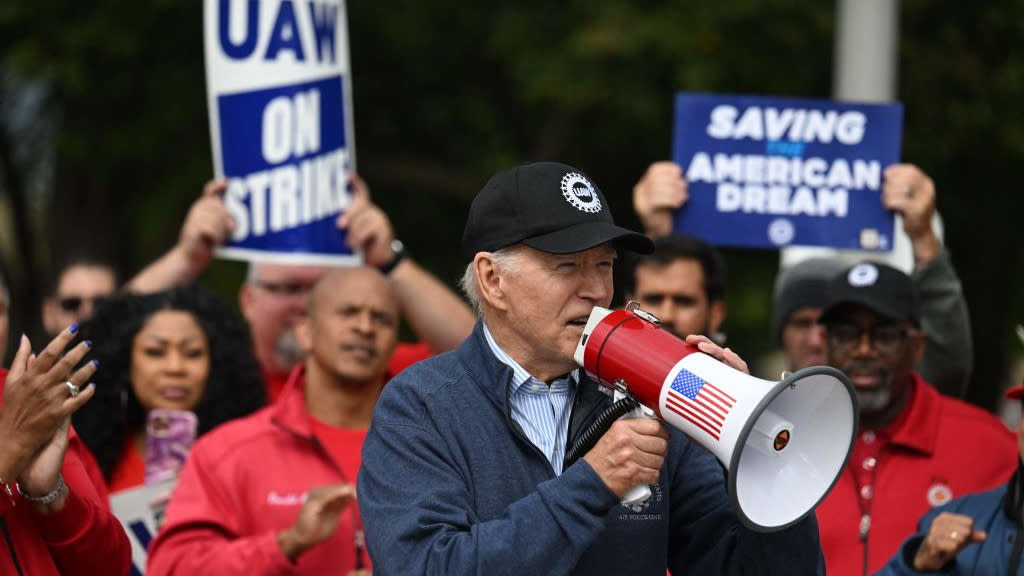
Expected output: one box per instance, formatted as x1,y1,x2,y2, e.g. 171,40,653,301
848,263,879,287
560,172,602,213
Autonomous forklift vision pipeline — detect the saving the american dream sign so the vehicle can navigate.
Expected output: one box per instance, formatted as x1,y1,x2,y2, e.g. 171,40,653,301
672,92,903,251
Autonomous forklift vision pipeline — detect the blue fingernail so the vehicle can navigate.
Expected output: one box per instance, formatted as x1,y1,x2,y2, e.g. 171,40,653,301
85,340,93,348
69,323,79,334
92,359,100,367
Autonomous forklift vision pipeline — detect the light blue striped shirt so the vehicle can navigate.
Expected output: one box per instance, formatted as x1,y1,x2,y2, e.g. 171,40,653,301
483,324,578,475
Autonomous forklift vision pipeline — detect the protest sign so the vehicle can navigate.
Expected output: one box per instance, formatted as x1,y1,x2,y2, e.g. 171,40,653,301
110,480,177,576
672,92,903,251
205,0,357,264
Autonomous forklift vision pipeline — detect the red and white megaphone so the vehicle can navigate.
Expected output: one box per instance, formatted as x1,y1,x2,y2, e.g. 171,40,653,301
573,305,858,532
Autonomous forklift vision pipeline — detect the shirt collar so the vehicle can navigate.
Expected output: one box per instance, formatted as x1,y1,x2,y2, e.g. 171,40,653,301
482,322,579,393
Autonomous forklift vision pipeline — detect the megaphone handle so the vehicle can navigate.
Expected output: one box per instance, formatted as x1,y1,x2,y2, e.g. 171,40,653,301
613,391,656,507
621,483,652,507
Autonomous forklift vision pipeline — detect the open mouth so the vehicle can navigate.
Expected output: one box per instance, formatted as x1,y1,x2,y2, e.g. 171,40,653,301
158,386,191,401
567,317,589,328
341,343,378,361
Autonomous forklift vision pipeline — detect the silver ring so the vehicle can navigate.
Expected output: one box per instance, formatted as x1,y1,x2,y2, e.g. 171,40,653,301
950,530,959,540
64,381,80,398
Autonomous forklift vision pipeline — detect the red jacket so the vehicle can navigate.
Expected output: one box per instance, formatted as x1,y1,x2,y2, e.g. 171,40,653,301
0,368,132,576
816,374,1017,576
147,365,369,575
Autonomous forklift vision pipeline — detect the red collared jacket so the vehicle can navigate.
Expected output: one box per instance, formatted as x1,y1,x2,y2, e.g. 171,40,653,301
816,374,1017,576
0,368,132,576
147,365,369,575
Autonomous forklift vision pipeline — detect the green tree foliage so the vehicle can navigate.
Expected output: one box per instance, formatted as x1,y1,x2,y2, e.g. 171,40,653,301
0,0,1020,408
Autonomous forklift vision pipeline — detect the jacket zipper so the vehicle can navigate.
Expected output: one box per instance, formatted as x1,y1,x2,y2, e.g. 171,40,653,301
502,371,560,476
0,516,25,576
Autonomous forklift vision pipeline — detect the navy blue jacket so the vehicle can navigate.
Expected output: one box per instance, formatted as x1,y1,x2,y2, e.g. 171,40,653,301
876,471,1024,575
358,321,825,575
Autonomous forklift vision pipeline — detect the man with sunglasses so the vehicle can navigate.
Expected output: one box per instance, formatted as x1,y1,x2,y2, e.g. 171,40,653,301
41,259,117,337
813,261,1017,576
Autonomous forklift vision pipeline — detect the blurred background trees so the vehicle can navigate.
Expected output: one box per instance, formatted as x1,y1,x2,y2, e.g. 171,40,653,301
0,0,1021,411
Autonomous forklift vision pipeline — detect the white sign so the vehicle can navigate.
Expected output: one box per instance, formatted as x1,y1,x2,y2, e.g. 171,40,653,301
204,0,359,265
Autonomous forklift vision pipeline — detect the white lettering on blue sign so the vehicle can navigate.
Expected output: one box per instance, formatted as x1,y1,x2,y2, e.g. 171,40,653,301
262,88,321,164
706,105,867,145
225,148,349,241
686,153,880,190
218,0,338,63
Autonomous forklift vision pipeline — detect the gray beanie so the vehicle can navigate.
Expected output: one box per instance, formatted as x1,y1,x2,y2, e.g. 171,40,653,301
771,258,848,344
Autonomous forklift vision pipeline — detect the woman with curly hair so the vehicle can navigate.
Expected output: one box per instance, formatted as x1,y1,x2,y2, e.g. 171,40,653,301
73,283,266,492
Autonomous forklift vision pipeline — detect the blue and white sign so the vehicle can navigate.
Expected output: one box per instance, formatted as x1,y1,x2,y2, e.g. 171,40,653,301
672,93,903,251
205,0,358,264
110,480,176,576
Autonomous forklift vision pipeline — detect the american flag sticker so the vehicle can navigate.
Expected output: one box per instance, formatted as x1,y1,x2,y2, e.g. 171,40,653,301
664,369,736,441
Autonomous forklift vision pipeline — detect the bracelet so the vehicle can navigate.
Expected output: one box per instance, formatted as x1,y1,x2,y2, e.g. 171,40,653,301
0,476,15,507
378,239,406,275
17,475,66,505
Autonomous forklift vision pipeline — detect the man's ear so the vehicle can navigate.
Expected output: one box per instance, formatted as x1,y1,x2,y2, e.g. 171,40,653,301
238,284,255,323
708,300,727,336
294,315,314,353
475,253,509,313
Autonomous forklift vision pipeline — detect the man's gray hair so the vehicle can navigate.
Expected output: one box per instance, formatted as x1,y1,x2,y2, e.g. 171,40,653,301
459,247,522,317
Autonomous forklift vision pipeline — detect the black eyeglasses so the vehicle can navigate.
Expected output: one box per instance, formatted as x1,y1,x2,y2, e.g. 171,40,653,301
58,295,109,313
253,280,314,296
826,323,913,354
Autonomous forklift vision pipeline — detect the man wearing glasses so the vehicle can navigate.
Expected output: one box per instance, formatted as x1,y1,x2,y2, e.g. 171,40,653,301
813,261,1017,576
41,258,117,336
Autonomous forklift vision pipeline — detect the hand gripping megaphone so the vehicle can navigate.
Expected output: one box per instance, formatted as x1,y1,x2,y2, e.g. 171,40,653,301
570,305,858,532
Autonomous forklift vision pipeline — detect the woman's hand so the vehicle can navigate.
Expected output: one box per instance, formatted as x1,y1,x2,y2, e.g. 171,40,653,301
0,327,96,498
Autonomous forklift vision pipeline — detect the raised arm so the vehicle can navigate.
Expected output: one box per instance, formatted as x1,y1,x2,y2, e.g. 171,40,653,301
126,180,234,294
338,175,473,352
882,164,972,397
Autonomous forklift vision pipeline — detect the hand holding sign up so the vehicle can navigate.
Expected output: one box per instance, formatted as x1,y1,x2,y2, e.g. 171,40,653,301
179,179,236,272
633,161,689,237
882,164,940,267
337,174,397,267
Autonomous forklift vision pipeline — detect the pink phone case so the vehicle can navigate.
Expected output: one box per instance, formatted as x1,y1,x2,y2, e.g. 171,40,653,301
145,409,198,485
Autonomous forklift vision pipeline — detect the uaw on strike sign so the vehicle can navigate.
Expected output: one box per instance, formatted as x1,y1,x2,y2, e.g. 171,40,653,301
205,0,358,264
672,93,903,251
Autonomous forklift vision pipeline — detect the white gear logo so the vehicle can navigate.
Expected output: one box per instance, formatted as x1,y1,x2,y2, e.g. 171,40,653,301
848,263,879,287
560,172,602,213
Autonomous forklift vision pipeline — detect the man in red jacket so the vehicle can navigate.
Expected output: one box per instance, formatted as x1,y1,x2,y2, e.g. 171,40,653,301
814,261,1016,576
147,266,398,575
0,326,131,576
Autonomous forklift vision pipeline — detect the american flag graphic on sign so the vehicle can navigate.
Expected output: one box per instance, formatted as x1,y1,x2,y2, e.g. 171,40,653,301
664,369,736,441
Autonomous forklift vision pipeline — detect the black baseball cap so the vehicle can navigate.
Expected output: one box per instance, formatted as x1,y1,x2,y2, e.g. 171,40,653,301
819,261,920,326
462,162,654,261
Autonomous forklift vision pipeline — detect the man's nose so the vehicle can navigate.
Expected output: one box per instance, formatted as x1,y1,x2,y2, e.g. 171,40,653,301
808,324,826,349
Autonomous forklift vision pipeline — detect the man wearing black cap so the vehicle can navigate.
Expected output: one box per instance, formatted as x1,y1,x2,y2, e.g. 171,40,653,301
772,164,973,399
812,261,1016,576
358,162,823,575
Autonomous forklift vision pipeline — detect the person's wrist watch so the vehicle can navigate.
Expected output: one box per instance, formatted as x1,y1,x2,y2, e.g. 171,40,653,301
378,239,406,275
17,475,66,505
